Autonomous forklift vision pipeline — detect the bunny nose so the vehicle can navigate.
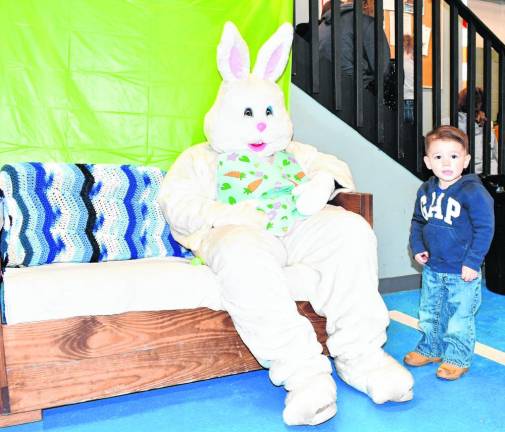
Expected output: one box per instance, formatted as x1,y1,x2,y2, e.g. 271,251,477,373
256,122,267,132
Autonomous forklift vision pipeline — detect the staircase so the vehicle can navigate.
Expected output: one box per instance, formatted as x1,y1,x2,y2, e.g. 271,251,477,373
292,0,505,179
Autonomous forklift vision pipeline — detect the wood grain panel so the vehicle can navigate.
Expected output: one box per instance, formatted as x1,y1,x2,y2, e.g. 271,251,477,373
7,337,260,412
4,303,327,413
296,302,328,354
4,309,242,366
0,325,10,414
0,410,41,427
4,306,327,367
330,192,373,227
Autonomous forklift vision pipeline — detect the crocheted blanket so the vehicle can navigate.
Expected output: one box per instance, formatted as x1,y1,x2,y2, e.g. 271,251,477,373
0,163,192,267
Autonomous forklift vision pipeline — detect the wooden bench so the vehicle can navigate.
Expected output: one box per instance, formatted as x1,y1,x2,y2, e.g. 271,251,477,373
0,192,372,427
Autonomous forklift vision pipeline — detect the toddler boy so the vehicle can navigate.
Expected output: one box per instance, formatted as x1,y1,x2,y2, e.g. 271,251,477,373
405,125,494,380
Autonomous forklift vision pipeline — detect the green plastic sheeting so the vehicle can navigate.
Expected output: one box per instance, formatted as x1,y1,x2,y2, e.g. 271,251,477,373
0,0,293,170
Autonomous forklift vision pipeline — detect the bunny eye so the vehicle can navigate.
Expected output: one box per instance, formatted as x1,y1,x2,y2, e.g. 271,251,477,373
266,106,273,116
244,107,253,117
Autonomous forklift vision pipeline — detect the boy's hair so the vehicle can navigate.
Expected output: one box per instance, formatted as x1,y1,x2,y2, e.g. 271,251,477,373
424,125,469,154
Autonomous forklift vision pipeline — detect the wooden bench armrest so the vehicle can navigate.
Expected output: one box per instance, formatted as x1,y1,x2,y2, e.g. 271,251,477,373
329,192,373,227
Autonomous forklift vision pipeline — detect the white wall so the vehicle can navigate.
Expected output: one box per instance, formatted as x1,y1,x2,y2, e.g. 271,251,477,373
469,0,505,45
294,0,310,24
291,84,422,279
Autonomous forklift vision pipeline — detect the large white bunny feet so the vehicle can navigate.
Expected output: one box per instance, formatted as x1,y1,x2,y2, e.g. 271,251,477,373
283,373,337,426
336,350,414,404
364,353,414,403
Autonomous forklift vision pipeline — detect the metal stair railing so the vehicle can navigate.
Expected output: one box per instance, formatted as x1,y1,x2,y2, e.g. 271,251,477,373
292,0,505,179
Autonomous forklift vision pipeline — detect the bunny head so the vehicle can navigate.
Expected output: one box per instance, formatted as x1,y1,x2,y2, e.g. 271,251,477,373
204,22,294,157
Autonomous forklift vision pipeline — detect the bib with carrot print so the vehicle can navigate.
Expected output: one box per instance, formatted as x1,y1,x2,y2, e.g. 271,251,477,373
217,150,308,236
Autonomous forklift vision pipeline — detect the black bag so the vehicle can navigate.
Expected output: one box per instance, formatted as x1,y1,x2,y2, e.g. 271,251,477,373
364,60,397,110
482,174,505,295
383,60,397,110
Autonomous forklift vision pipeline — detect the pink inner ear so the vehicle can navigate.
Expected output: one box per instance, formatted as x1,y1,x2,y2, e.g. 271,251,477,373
230,45,245,79
264,45,283,79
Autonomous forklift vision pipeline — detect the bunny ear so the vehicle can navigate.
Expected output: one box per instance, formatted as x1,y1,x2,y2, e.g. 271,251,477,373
217,22,250,81
252,23,293,82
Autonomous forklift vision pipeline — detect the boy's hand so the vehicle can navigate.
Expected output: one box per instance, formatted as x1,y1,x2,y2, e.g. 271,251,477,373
461,266,479,282
414,251,429,265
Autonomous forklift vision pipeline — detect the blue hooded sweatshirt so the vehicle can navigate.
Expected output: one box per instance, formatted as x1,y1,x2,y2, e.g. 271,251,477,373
410,174,494,274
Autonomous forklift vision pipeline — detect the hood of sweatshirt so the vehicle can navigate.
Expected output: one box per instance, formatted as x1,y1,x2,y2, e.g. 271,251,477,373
425,172,482,192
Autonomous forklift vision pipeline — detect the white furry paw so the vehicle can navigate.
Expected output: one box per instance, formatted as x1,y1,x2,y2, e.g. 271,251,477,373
292,171,334,216
282,373,337,426
365,354,414,404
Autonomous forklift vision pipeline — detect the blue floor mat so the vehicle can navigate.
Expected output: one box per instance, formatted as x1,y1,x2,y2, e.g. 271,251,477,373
384,285,505,352
5,290,505,432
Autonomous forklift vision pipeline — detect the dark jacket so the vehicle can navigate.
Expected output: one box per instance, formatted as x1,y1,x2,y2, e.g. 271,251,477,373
410,174,495,274
318,4,391,87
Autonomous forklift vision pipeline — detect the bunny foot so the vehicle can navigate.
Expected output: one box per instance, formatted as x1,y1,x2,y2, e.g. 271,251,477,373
282,373,337,426
336,350,414,404
365,353,414,404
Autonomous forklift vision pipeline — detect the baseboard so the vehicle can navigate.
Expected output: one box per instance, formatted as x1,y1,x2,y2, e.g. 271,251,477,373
379,274,421,293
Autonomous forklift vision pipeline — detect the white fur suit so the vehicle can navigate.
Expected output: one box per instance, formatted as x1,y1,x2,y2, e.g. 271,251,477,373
158,22,413,426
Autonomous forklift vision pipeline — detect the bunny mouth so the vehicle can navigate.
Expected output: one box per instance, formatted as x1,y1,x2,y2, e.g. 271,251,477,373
248,142,267,152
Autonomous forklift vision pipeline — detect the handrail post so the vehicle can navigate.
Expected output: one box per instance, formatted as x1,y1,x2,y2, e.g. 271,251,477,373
354,0,364,128
309,0,320,94
331,0,342,111
499,53,505,174
467,22,476,173
432,0,442,129
483,39,492,176
450,3,459,127
374,0,385,145
394,0,404,159
414,0,424,172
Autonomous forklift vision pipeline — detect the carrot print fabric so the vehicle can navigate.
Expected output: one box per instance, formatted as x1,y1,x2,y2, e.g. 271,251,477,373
216,151,308,236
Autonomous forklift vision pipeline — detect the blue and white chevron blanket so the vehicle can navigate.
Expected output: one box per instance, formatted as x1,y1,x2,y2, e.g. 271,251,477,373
0,163,192,267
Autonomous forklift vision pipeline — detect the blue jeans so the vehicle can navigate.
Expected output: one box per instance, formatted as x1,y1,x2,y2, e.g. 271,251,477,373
404,99,414,123
415,265,482,368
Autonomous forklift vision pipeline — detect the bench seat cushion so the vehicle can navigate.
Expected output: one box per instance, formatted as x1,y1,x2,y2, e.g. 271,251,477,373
2,257,223,324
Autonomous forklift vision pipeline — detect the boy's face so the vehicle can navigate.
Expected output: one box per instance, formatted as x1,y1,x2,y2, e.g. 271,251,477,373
423,139,471,189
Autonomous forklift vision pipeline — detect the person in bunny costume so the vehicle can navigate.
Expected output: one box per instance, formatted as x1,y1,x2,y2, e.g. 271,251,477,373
158,22,414,426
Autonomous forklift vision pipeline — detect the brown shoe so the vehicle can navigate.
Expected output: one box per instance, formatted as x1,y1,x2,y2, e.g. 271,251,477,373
403,351,442,367
436,363,469,380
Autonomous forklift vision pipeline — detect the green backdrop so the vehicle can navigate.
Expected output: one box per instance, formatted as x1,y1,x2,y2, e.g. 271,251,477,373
0,0,293,170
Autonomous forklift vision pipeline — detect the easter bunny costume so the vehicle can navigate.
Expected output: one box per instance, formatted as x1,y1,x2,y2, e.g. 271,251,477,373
158,22,413,426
